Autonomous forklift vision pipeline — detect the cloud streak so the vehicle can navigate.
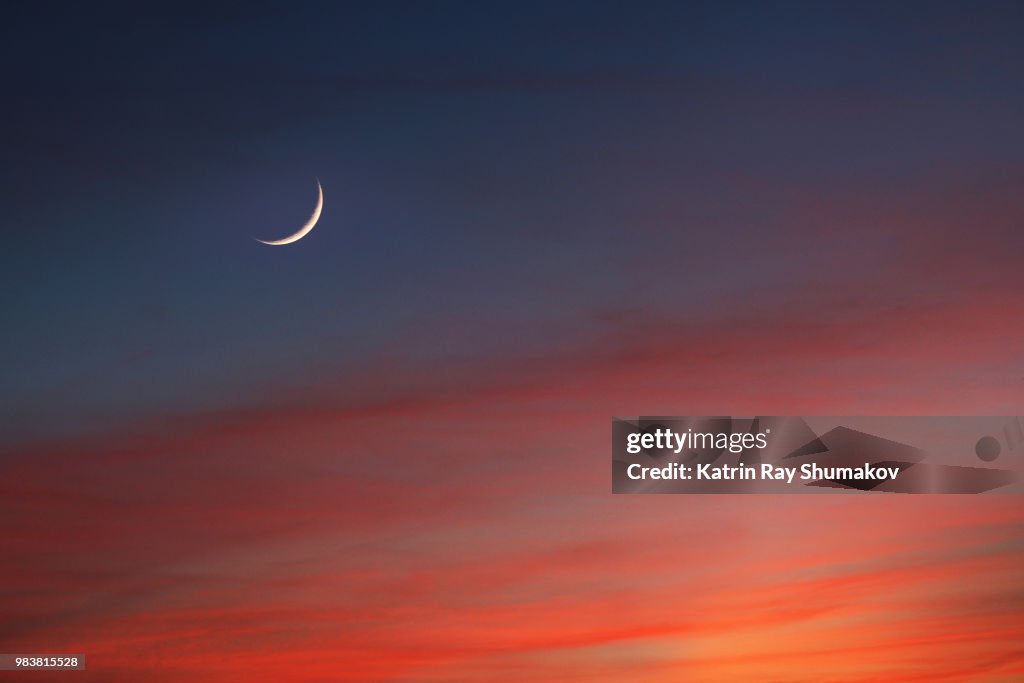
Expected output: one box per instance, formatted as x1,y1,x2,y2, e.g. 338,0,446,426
2,282,1023,679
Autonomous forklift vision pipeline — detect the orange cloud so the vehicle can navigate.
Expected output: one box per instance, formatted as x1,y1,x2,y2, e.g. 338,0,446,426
2,281,1023,681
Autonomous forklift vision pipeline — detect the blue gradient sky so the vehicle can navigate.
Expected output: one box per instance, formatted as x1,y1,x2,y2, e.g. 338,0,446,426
4,1,1022,441
3,4,1024,682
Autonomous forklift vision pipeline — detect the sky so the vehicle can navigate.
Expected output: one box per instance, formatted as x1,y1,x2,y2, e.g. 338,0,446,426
1,1,1023,681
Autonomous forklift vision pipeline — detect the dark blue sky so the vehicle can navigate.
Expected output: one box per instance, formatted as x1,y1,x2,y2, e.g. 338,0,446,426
3,1,1023,440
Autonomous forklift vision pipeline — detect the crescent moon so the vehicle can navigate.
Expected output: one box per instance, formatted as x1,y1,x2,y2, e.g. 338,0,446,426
255,179,323,246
